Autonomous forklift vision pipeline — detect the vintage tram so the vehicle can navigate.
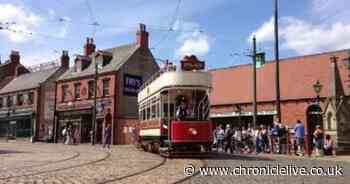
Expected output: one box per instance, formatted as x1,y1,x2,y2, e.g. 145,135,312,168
137,56,212,156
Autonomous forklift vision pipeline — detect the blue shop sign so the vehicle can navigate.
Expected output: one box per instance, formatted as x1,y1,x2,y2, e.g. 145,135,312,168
124,74,142,96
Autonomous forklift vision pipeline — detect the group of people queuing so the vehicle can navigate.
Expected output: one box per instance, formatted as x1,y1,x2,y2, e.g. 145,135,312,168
213,119,334,157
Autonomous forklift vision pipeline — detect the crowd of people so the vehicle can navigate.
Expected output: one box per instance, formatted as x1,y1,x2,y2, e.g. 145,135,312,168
212,120,333,157
61,123,112,149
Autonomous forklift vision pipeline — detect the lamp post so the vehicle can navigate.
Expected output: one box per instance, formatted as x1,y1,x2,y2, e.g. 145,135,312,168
313,80,323,104
234,104,242,127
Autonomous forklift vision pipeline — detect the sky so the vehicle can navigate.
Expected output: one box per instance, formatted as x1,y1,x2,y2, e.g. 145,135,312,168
0,0,349,69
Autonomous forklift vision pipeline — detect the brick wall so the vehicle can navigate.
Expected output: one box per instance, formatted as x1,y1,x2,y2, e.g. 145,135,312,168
115,118,139,144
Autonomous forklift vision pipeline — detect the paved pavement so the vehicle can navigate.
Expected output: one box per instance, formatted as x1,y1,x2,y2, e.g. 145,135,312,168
1,142,350,184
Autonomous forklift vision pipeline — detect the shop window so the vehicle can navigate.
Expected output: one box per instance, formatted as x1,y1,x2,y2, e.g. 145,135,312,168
74,83,81,100
0,97,3,108
103,79,110,97
17,94,24,106
62,85,69,102
7,96,13,107
88,81,95,99
28,92,34,105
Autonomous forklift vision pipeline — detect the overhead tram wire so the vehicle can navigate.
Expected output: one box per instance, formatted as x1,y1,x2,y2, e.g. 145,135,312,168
85,0,99,38
151,0,182,50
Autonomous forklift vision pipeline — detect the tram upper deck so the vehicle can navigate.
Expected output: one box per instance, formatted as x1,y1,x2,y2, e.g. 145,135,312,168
138,69,212,104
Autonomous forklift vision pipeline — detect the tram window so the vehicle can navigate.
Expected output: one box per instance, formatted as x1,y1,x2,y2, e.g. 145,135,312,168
151,105,156,119
142,109,146,121
163,104,168,117
146,107,150,120
170,104,175,117
156,103,159,118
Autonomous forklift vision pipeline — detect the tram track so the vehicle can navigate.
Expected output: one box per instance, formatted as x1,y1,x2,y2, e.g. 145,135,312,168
0,151,81,171
0,150,111,180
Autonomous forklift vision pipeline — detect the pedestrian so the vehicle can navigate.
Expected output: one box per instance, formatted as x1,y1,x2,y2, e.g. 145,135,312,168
224,124,234,153
65,124,72,145
313,125,324,156
261,125,269,153
279,125,288,154
73,126,80,145
216,124,225,152
234,127,243,153
294,120,305,156
255,125,262,154
212,125,219,149
323,134,333,156
103,124,112,149
61,126,67,144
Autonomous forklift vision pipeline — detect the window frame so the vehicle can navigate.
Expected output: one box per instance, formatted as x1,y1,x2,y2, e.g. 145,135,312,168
102,78,110,97
74,83,81,100
62,85,69,102
27,92,34,105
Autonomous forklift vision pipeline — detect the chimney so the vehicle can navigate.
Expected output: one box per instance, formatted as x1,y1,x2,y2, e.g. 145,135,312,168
60,50,70,69
14,65,28,77
84,37,96,56
136,23,149,48
10,50,20,64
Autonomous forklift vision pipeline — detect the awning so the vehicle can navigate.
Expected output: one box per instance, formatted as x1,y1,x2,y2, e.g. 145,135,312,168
210,110,277,118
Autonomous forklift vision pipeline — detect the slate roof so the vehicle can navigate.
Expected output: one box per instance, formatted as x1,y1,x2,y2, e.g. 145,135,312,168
0,67,60,94
58,43,139,81
210,49,350,106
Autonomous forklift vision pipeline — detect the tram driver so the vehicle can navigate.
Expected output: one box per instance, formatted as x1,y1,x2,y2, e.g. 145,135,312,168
176,96,188,121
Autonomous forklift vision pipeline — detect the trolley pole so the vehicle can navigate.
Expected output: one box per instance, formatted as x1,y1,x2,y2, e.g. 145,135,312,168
92,55,98,145
274,0,281,122
252,36,257,129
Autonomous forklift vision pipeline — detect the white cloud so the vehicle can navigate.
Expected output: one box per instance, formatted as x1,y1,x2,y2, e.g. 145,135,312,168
281,17,350,54
0,3,42,43
175,20,210,58
249,0,350,55
248,17,274,43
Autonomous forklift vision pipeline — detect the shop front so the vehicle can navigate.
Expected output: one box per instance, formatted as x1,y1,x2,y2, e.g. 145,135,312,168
56,109,92,143
0,108,35,139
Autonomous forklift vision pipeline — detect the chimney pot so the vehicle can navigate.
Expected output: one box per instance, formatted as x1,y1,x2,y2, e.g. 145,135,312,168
84,37,96,56
136,23,149,48
61,50,70,69
10,50,20,64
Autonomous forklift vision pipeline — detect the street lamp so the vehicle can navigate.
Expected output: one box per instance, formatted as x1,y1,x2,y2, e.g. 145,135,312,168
313,80,323,103
234,104,242,127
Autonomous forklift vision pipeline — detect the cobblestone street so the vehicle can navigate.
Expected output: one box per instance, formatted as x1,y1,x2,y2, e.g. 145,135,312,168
0,143,202,184
1,143,350,184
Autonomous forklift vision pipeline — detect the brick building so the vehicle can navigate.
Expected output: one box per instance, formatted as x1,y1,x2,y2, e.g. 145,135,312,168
0,51,69,140
0,51,29,90
210,49,350,154
54,24,159,144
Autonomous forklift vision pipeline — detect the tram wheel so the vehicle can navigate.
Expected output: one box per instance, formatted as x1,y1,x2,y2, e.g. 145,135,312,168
152,142,160,153
146,143,153,152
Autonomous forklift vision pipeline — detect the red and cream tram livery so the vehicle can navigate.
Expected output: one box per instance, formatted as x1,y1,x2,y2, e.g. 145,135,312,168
137,56,212,155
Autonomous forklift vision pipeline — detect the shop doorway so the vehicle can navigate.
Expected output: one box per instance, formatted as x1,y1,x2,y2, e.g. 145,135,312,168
8,121,16,140
306,104,323,155
96,119,103,144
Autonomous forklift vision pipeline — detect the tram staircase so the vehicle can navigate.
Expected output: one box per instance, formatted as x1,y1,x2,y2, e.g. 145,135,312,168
197,95,210,120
